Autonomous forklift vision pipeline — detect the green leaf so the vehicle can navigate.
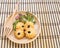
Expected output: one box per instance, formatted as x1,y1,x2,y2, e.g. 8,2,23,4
13,23,16,31
30,16,34,21
26,12,36,24
15,20,20,24
13,20,20,31
19,16,27,23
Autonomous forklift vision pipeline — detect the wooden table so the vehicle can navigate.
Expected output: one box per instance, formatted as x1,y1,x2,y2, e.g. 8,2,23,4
0,0,60,48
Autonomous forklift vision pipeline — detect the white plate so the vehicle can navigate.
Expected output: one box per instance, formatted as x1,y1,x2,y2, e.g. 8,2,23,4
4,11,40,44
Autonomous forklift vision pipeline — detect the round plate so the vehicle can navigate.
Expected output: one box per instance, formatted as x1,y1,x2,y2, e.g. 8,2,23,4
4,11,40,44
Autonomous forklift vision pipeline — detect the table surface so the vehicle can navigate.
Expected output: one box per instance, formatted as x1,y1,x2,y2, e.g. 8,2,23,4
0,0,60,48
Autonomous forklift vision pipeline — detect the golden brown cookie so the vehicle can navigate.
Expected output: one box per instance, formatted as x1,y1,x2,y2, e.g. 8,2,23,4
14,29,24,39
24,22,34,29
25,28,36,39
16,22,24,30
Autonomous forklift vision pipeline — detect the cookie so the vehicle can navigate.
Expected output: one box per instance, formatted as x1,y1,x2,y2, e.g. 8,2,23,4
14,29,24,39
25,28,36,39
16,22,24,30
24,22,34,29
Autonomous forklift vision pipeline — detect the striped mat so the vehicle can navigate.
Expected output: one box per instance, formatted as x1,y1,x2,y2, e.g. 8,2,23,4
0,0,60,48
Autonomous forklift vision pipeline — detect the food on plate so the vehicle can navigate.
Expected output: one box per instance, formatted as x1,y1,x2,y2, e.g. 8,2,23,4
25,28,36,39
24,21,34,29
14,29,24,39
13,11,36,39
16,22,24,30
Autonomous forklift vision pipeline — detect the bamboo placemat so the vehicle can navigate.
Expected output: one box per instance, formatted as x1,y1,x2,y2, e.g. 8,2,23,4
0,0,60,48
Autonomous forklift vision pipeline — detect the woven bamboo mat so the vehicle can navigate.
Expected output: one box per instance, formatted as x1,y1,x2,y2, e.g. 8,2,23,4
0,0,60,48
